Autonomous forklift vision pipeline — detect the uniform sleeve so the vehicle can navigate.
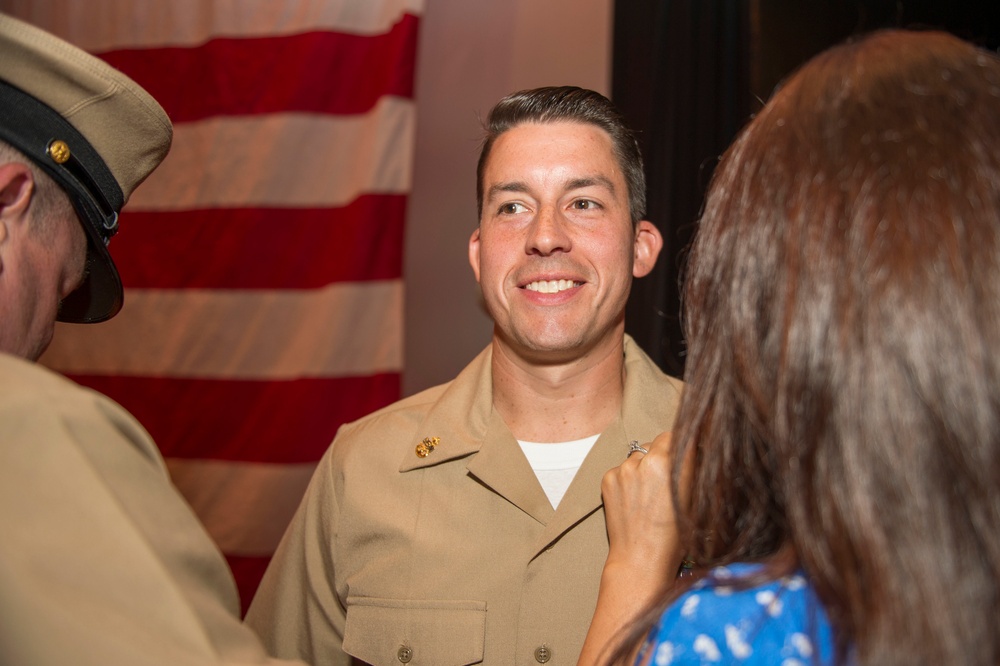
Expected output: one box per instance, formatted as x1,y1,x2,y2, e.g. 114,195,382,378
0,369,305,666
246,444,352,665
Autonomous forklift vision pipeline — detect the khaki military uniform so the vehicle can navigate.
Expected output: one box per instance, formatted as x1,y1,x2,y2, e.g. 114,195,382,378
0,353,302,666
247,336,683,665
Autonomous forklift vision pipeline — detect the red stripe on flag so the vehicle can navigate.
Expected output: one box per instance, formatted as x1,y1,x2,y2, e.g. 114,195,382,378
226,554,272,618
67,373,401,464
96,15,420,121
114,195,406,289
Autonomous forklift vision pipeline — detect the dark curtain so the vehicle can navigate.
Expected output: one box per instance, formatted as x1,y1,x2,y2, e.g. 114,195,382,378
615,0,753,379
615,0,1000,379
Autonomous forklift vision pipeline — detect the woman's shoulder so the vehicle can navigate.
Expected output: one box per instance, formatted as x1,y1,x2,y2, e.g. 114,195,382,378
647,564,835,665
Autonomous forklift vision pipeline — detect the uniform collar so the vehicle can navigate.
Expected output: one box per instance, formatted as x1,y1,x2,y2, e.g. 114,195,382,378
396,336,683,552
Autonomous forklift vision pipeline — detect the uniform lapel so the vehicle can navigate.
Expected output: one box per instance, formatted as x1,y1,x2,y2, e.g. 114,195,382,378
396,344,554,524
527,336,684,558
396,336,683,555
466,410,554,525
528,419,626,558
398,347,493,473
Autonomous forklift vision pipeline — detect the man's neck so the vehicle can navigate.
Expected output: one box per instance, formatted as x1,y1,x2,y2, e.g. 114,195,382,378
490,335,627,443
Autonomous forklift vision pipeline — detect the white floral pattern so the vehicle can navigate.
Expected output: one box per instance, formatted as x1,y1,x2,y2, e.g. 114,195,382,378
647,564,834,665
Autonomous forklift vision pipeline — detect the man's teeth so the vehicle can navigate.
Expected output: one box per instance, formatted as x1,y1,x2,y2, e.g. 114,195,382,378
524,279,579,293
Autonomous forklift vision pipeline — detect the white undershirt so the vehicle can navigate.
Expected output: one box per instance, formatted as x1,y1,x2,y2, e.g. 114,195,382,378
517,434,600,509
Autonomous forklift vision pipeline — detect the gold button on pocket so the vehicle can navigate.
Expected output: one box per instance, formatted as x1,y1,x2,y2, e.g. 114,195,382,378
344,596,486,665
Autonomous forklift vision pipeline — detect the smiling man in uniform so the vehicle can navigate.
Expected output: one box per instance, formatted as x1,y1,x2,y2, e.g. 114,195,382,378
247,86,684,665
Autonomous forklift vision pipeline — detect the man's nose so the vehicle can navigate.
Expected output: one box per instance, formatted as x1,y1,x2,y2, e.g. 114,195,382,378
525,206,571,256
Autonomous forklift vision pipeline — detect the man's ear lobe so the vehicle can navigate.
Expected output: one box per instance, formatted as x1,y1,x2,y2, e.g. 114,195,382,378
632,220,663,278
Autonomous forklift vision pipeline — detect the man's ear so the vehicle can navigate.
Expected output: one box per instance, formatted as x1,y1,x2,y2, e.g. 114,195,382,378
468,226,483,283
0,162,36,252
632,220,663,278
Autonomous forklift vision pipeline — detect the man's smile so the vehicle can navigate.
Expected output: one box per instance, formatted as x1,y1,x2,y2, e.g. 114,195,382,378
523,279,583,293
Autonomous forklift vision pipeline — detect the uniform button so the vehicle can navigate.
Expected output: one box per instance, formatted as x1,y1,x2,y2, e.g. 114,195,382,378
534,645,552,663
397,645,413,663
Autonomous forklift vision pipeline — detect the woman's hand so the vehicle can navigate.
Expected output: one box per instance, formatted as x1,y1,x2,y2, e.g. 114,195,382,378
577,431,684,665
602,431,682,590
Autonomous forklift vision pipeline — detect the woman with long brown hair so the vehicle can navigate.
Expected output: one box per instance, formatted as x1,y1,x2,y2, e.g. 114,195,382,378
581,28,1000,665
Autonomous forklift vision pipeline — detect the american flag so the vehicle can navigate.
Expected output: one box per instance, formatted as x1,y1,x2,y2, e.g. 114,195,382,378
5,0,420,614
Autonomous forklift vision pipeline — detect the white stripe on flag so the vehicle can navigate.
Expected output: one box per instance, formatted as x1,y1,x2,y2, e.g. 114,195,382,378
41,281,404,379
128,98,416,210
166,458,318,556
0,0,424,50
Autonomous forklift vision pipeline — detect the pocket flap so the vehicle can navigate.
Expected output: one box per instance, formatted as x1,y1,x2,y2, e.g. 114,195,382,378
344,597,487,666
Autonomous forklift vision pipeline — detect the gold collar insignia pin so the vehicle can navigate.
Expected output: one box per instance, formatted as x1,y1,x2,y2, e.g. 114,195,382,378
415,436,440,458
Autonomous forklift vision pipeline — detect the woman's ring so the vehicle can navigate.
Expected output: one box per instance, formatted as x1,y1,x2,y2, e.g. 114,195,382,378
627,440,648,457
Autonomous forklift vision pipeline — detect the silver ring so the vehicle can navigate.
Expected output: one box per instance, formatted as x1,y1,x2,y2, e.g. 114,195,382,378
627,440,648,457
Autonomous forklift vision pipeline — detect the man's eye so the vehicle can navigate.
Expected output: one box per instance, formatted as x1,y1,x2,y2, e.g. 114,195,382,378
572,199,599,210
498,202,526,215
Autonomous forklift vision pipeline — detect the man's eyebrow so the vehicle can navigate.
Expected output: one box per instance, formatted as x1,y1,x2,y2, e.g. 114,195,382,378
486,181,530,202
486,176,617,202
566,175,616,193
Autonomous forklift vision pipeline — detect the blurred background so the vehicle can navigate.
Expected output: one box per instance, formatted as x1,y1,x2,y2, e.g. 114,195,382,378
4,0,996,613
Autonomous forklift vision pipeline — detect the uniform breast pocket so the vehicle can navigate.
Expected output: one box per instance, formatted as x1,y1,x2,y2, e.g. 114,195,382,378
343,596,487,666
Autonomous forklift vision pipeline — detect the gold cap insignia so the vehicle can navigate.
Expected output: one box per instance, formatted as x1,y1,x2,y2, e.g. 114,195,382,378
47,139,70,164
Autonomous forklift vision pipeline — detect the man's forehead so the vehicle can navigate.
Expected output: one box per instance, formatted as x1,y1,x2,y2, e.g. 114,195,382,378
483,122,622,191
491,119,614,154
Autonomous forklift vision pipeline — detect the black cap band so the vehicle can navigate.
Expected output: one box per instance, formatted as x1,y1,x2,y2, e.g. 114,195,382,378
0,78,126,322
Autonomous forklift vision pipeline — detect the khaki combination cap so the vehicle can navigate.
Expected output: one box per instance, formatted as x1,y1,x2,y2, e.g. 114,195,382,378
0,12,172,323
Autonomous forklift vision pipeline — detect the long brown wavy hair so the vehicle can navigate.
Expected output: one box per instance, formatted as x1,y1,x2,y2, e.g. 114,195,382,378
614,29,1000,665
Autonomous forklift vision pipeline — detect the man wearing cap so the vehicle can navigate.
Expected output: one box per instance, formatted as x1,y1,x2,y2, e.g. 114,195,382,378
0,13,302,665
246,87,684,664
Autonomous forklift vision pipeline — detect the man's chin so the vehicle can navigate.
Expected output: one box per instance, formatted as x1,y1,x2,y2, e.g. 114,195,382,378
500,331,603,365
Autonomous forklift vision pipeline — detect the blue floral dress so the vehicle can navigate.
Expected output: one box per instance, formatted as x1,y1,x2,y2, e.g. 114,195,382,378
643,564,836,665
